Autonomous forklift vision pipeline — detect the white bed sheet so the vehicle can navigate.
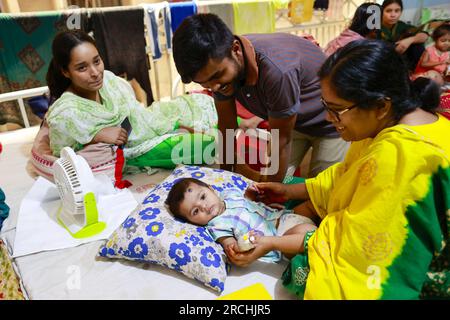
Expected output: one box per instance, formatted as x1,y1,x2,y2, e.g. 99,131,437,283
0,126,296,300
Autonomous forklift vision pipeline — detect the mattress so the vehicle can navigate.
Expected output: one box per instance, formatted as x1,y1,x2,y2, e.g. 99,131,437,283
0,126,296,300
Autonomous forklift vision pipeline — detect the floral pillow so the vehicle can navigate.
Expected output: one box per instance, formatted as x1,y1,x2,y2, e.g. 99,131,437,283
98,165,252,293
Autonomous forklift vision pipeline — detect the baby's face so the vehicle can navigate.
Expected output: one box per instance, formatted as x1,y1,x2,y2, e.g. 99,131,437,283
179,183,224,225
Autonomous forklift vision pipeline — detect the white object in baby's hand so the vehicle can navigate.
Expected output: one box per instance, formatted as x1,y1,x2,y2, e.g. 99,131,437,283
237,232,256,252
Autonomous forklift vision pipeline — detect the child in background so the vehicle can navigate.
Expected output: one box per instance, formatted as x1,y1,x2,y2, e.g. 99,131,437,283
413,24,450,86
165,178,317,267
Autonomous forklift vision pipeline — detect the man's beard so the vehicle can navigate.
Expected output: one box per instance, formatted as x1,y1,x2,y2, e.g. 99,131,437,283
230,58,246,93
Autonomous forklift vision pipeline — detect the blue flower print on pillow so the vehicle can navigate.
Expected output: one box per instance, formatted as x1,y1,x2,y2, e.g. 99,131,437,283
185,234,203,247
125,237,148,260
191,171,205,179
146,221,164,237
200,246,222,268
197,227,214,242
142,193,160,204
232,175,247,190
139,207,160,220
209,278,225,292
99,247,115,257
122,217,135,229
161,178,183,191
169,242,192,267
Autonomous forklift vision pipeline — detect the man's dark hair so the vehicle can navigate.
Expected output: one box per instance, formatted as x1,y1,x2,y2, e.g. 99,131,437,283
165,178,211,219
172,13,235,83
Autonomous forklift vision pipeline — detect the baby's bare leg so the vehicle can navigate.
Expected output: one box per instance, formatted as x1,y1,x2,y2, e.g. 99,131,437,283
293,200,319,223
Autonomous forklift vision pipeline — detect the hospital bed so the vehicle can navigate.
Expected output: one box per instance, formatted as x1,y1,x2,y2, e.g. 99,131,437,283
0,124,296,300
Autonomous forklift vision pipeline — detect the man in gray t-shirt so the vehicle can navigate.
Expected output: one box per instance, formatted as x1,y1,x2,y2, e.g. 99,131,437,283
173,13,349,181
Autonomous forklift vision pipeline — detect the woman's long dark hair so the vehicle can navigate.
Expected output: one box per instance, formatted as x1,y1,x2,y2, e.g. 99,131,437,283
46,30,96,100
318,39,440,122
348,3,381,37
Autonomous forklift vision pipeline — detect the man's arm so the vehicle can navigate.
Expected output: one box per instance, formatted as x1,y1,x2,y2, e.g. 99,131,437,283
266,114,297,182
215,98,238,171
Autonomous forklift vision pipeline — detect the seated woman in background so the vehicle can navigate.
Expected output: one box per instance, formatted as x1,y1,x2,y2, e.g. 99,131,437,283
45,30,217,170
378,0,429,72
248,40,449,299
413,23,450,87
324,2,381,56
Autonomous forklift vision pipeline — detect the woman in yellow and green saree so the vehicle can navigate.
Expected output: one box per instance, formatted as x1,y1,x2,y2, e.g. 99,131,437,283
252,40,449,299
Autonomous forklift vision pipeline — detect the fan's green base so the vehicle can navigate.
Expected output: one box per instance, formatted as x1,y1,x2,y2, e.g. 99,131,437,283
69,221,107,239
58,192,107,239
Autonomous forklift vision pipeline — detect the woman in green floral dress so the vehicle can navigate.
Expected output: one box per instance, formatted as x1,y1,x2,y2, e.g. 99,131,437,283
46,30,218,169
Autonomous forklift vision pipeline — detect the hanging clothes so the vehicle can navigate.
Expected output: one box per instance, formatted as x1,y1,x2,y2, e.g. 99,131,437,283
313,0,329,10
142,2,172,60
0,11,88,126
288,0,314,24
196,0,235,33
89,6,154,104
169,1,197,33
232,0,276,35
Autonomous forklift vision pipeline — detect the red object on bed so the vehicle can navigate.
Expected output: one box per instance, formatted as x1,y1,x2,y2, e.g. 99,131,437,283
440,92,450,121
235,100,270,130
114,147,132,189
235,130,269,172
188,89,271,171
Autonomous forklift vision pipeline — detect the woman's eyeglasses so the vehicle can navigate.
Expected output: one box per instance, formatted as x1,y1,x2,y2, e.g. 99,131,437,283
321,98,358,122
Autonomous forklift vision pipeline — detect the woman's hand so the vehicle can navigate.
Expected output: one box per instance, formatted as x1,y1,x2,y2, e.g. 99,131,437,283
93,127,128,146
251,182,290,204
244,184,261,202
177,125,196,134
395,37,413,54
224,235,272,267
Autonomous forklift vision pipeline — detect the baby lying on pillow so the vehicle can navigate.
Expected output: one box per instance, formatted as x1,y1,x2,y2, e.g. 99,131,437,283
165,178,317,267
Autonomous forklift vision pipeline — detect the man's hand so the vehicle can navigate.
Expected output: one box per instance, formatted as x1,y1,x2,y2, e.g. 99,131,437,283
239,116,264,131
93,127,128,146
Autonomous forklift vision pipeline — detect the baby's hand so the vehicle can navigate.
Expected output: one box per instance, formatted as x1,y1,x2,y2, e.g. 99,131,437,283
237,230,257,252
225,232,270,267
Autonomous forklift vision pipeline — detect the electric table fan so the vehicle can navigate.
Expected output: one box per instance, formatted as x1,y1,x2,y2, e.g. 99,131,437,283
53,147,107,238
